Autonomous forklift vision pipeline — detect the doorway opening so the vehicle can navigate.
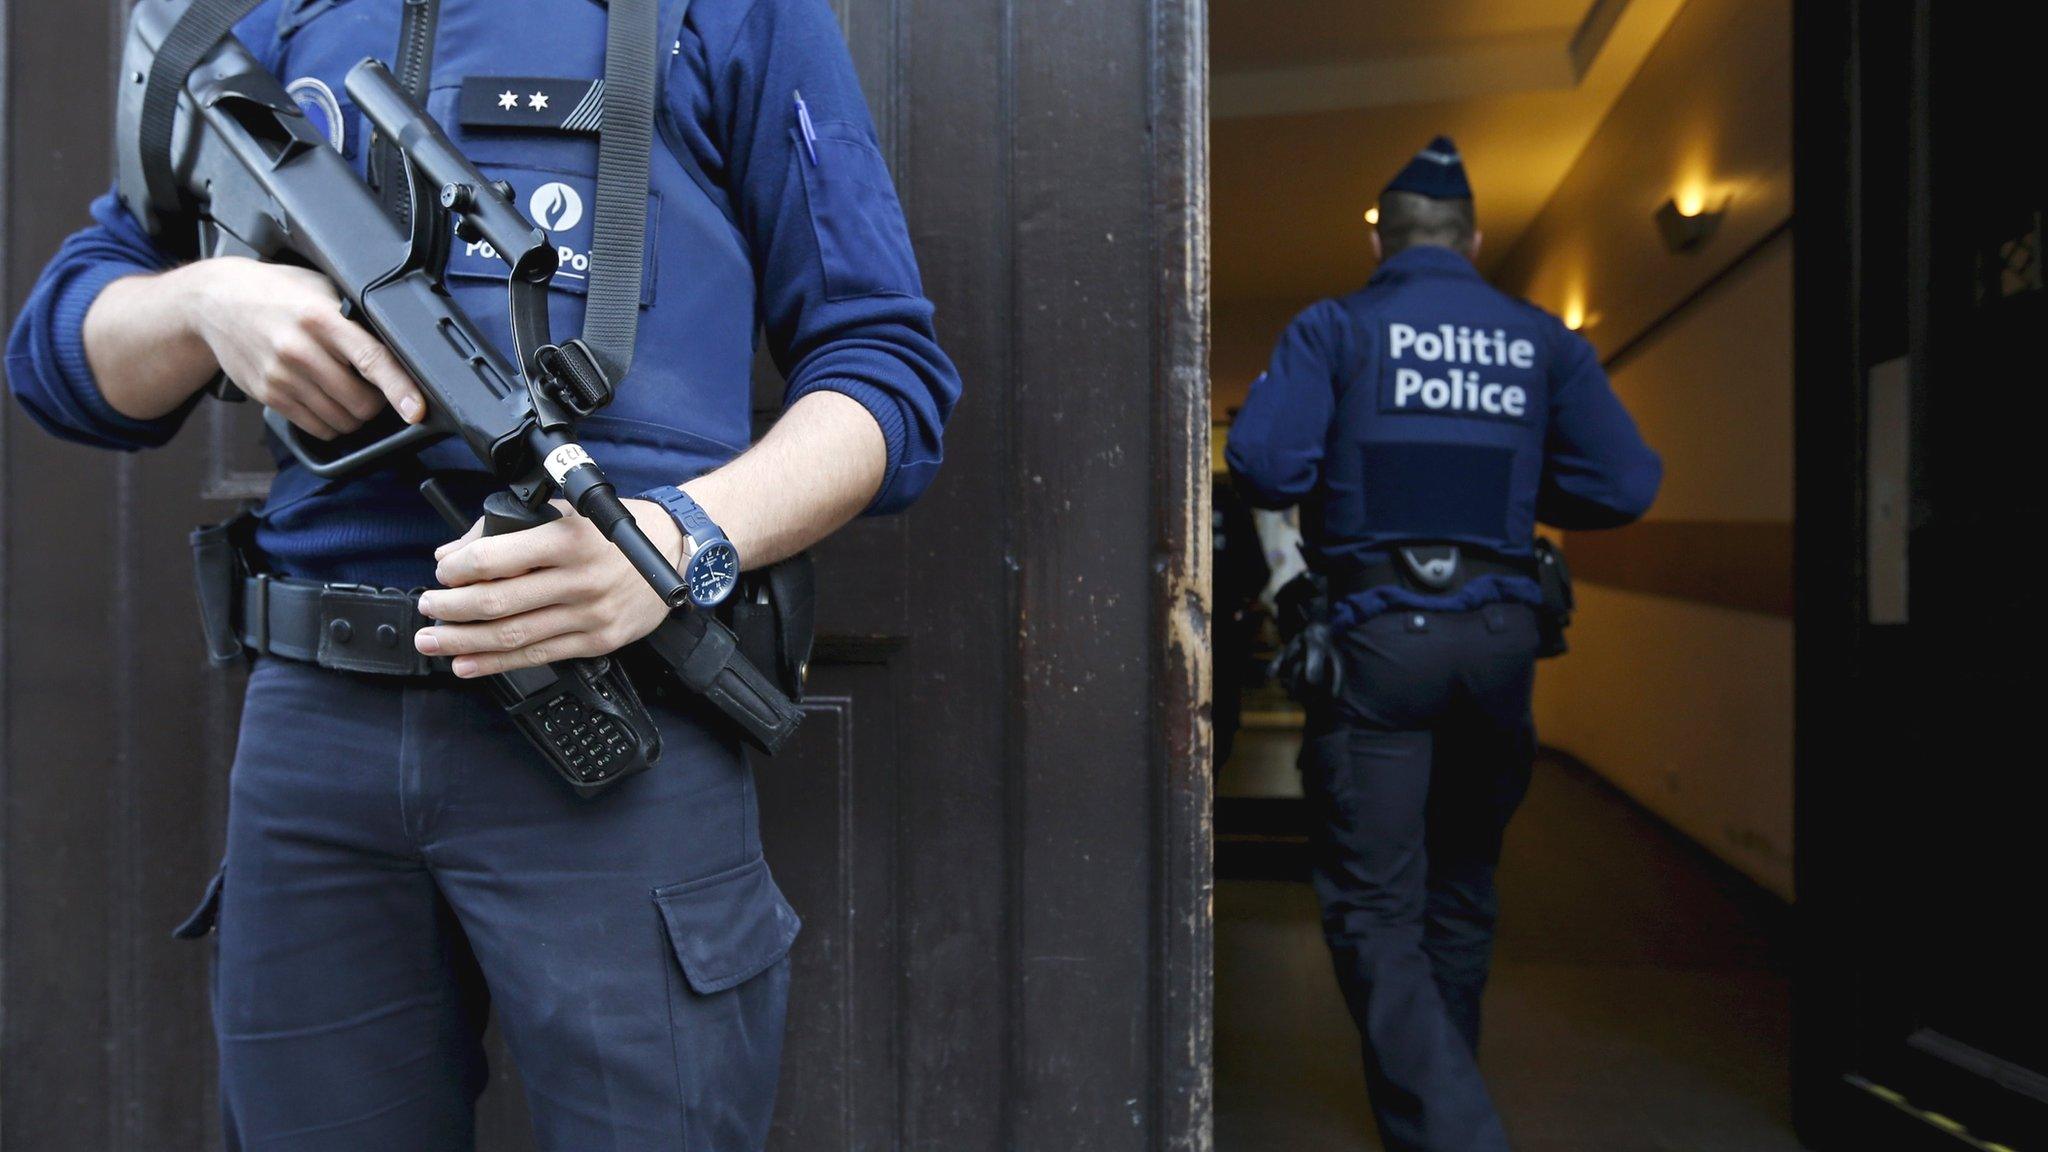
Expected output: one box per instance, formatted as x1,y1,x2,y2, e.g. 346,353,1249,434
1208,1,1798,1147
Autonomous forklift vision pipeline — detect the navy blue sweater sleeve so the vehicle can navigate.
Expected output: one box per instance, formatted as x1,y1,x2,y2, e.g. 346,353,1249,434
1225,302,1345,509
5,3,284,453
4,187,197,451
1537,319,1662,529
676,0,959,515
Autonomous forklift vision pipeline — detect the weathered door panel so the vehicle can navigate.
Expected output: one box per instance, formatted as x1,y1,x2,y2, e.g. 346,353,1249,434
0,1,1209,1149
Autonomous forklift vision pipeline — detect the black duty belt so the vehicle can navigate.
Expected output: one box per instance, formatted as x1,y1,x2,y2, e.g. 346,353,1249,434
237,575,446,678
1328,546,1538,600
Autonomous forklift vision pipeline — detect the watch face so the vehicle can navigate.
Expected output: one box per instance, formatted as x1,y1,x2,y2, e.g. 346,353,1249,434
687,541,741,607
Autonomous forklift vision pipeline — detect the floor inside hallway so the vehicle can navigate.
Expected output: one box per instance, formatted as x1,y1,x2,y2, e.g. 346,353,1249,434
1213,725,1806,1152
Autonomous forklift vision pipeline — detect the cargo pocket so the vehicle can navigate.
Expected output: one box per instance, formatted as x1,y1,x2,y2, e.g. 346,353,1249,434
173,864,226,940
795,122,922,301
655,856,800,1148
655,856,800,994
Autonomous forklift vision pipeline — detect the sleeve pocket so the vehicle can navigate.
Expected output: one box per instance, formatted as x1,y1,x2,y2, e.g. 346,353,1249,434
654,856,802,994
794,122,923,302
172,864,226,940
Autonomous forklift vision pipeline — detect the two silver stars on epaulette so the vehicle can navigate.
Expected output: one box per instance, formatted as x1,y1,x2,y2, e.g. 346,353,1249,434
496,90,550,111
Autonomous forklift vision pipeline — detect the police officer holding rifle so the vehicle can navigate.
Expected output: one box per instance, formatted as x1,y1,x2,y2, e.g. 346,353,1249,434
7,0,960,1146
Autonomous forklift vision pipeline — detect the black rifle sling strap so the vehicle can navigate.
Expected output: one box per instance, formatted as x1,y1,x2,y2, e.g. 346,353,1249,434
371,0,444,232
582,0,802,753
138,0,269,215
580,0,670,381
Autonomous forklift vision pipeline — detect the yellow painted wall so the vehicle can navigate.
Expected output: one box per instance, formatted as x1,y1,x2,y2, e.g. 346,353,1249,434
1534,228,1795,898
1602,237,1794,523
1536,583,1793,894
1505,0,1795,897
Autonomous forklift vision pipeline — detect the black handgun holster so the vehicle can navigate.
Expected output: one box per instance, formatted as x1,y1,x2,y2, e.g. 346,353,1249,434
190,512,258,667
1534,537,1575,659
726,552,816,703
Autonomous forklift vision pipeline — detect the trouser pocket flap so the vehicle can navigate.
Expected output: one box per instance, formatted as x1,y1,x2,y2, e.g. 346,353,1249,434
173,864,226,940
654,856,800,994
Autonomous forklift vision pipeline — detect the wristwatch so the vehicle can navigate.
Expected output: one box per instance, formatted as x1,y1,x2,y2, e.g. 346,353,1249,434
642,487,741,609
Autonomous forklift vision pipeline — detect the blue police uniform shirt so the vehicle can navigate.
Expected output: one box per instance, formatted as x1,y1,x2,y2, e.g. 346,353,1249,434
1225,245,1661,625
6,0,961,588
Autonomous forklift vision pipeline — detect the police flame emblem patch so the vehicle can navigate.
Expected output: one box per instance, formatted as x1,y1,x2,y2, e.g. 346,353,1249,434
528,182,584,233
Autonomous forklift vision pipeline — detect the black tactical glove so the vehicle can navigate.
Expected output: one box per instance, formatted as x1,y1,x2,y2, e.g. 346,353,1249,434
1268,572,1343,707
1272,572,1322,637
1270,618,1343,706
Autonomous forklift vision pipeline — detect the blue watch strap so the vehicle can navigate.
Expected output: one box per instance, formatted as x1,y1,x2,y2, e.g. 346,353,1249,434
640,486,726,549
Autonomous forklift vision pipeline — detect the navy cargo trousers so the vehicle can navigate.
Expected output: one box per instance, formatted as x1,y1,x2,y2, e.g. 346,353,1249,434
174,657,800,1151
1300,602,1540,1152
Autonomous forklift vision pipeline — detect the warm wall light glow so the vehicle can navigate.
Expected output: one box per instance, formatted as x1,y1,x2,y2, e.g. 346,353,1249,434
1673,185,1708,218
1563,299,1586,330
1364,206,1379,225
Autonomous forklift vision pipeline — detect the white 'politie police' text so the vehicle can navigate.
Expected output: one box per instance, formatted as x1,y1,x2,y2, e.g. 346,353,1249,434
1386,322,1534,418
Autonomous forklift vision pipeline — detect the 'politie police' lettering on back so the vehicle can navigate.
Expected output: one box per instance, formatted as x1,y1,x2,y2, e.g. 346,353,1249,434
1380,321,1538,422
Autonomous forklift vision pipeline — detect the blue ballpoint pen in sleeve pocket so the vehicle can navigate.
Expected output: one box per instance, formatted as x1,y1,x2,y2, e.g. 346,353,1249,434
794,89,820,165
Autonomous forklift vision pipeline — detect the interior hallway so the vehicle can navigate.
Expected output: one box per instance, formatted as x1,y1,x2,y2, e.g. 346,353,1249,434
1214,730,1803,1151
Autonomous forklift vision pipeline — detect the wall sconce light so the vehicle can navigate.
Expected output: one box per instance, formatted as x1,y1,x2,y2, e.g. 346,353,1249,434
1364,206,1380,225
1560,290,1601,331
1655,192,1726,254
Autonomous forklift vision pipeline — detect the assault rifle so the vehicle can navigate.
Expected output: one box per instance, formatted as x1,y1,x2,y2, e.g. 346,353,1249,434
117,0,803,789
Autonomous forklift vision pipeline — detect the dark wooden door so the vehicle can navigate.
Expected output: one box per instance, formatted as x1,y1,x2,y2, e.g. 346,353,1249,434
0,1,1211,1149
1794,2,2048,1148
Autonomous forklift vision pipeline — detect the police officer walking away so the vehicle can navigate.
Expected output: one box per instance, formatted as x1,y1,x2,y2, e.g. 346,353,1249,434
7,0,959,1147
1225,137,1661,1151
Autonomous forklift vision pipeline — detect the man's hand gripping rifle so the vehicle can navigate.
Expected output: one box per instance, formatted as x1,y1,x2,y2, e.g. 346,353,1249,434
117,1,804,790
